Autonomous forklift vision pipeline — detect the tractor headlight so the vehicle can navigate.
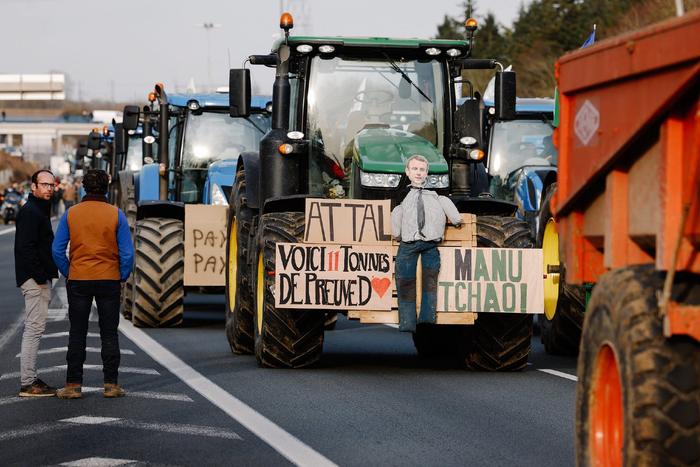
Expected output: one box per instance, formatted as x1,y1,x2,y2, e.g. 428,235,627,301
211,183,229,206
424,174,449,189
359,170,401,188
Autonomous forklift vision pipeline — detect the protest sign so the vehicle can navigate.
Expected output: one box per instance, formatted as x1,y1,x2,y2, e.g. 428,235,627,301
184,205,227,286
436,247,543,313
303,198,392,245
275,242,394,310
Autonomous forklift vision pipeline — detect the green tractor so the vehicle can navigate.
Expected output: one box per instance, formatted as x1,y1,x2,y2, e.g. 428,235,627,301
224,13,535,369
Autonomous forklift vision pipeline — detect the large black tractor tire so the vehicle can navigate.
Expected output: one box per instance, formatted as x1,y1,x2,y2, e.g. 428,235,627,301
538,183,586,356
576,266,700,467
253,212,325,368
132,218,184,328
225,169,256,354
460,215,534,371
121,274,134,320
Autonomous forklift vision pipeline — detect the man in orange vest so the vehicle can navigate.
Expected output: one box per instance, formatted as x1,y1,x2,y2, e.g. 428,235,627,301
52,169,134,399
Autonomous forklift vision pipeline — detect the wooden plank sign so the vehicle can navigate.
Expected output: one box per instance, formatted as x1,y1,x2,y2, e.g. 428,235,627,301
436,247,544,313
275,243,394,310
304,198,392,245
184,204,228,286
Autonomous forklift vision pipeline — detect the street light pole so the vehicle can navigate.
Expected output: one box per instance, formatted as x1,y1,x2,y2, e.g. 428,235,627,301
196,22,221,92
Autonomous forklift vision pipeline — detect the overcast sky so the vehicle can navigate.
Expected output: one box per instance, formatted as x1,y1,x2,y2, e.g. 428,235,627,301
4,0,527,102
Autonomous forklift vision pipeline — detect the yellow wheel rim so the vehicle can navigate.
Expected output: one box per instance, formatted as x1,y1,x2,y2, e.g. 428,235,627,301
543,218,560,320
227,218,238,313
256,253,264,334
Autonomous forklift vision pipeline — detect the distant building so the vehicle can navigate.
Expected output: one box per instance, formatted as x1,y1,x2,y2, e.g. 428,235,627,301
0,74,66,101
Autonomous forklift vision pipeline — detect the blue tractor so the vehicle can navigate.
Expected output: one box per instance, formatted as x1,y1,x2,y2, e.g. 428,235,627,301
121,85,271,327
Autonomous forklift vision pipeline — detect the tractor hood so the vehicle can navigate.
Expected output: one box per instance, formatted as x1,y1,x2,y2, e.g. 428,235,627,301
352,127,448,173
206,159,237,188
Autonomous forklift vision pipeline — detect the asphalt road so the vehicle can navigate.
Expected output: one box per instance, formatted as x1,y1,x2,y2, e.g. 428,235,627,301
0,223,578,466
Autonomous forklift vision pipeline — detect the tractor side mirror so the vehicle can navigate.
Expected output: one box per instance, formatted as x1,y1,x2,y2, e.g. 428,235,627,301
114,123,126,155
229,69,251,118
454,98,482,148
87,131,102,150
76,143,88,160
122,105,140,131
495,71,516,120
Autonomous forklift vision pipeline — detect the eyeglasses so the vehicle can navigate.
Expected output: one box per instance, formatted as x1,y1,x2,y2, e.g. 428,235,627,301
37,183,55,189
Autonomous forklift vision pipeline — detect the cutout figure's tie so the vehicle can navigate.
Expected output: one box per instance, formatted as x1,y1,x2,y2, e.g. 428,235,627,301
417,188,425,236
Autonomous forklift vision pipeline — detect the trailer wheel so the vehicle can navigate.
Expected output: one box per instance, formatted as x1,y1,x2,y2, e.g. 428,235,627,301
252,212,324,368
225,169,255,354
460,215,533,371
132,218,184,328
576,265,700,467
538,184,586,355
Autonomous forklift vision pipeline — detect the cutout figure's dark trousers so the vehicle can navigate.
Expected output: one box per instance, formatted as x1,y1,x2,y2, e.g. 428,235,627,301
65,280,121,385
395,241,440,332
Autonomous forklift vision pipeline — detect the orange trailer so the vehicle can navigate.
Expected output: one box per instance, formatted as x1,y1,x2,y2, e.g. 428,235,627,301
553,11,700,467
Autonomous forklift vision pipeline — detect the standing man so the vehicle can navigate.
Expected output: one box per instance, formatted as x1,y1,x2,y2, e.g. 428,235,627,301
52,169,134,399
15,169,59,397
391,155,462,332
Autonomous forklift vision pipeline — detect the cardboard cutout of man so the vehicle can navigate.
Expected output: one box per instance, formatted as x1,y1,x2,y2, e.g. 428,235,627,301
391,155,462,332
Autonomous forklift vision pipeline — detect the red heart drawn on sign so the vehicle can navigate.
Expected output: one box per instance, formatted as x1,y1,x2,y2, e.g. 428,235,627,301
371,277,391,298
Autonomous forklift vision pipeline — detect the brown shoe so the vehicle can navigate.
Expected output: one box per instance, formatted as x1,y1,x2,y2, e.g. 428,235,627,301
19,378,57,397
103,383,125,398
56,383,82,399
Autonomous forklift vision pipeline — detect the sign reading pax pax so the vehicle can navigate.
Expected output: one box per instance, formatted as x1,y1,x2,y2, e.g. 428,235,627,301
184,205,227,286
275,243,394,310
304,198,392,245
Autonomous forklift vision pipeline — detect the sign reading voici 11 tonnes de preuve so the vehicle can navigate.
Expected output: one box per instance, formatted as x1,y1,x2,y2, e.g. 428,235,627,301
274,198,543,314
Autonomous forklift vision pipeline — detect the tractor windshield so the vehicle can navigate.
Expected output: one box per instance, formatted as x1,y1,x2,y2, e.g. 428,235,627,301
180,111,269,203
487,119,556,200
305,55,446,195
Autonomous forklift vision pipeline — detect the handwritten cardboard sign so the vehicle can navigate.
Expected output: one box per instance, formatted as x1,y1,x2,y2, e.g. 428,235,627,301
303,198,392,245
184,205,228,286
436,247,543,313
275,243,394,310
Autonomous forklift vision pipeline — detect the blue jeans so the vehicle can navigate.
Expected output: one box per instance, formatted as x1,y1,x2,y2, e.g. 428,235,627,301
396,241,440,332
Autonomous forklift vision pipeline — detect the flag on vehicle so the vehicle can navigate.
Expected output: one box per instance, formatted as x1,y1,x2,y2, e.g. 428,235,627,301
581,25,597,48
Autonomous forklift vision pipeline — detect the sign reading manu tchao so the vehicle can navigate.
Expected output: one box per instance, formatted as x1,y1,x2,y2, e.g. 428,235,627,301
275,243,394,310
436,247,543,314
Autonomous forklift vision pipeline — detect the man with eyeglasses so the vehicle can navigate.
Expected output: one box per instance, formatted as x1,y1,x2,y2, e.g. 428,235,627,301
14,169,59,397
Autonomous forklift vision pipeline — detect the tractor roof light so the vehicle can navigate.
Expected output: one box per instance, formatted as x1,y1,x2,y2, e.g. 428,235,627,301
296,44,313,54
102,125,109,136
446,48,462,57
465,18,478,32
425,47,441,56
318,45,335,54
278,143,294,155
148,92,157,103
280,12,294,30
159,163,166,176
469,149,485,161
187,100,201,111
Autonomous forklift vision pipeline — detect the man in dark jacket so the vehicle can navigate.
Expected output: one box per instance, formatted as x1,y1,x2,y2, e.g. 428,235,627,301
15,169,59,397
52,169,134,399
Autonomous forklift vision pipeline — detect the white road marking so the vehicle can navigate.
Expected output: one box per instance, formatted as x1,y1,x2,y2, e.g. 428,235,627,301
43,331,100,339
60,457,136,466
0,364,159,381
48,308,68,321
15,346,135,357
0,226,16,236
537,368,578,381
0,387,192,406
0,416,242,442
0,312,24,353
119,316,338,467
63,416,120,425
